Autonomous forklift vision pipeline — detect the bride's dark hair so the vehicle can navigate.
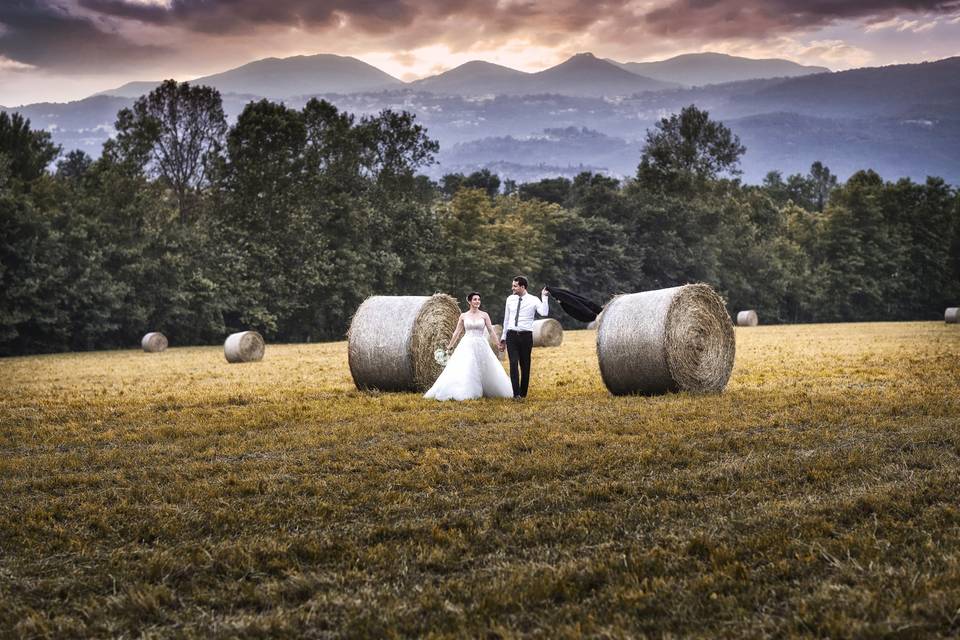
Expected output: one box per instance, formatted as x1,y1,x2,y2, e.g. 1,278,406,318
466,291,481,303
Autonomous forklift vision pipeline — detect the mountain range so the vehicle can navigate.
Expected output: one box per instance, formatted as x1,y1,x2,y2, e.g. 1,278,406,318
410,53,677,96
97,54,403,101
78,51,821,103
3,52,960,185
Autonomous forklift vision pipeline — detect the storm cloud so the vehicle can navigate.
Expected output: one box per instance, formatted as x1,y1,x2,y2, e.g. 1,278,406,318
75,0,960,42
2,0,959,79
644,0,960,39
0,0,167,71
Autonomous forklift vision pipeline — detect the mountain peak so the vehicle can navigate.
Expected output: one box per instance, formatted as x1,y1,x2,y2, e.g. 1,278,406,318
409,60,527,94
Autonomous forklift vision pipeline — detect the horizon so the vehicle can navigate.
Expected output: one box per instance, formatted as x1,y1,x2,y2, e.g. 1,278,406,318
2,0,959,106
2,49,840,107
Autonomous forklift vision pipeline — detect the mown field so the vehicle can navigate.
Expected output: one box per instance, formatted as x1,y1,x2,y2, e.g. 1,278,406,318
2,322,959,638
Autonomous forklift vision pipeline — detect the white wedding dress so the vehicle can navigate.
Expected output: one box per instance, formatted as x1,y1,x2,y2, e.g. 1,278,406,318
424,315,514,401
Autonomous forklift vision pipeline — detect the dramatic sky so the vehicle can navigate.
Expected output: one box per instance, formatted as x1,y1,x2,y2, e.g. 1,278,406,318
2,0,960,105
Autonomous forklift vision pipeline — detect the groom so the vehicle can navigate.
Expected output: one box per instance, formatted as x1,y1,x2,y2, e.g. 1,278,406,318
499,276,549,399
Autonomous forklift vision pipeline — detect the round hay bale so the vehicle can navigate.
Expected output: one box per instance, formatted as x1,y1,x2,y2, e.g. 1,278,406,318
224,331,265,363
348,294,460,392
141,332,168,353
736,310,759,327
597,284,735,395
533,318,563,347
946,307,959,324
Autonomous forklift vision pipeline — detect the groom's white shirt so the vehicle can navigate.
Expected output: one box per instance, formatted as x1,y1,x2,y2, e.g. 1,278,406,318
501,293,549,341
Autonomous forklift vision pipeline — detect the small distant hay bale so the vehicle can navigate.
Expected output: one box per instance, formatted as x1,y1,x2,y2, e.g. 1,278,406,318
224,331,265,363
736,310,759,327
141,332,168,353
348,294,460,392
597,284,735,395
533,318,563,347
946,307,959,324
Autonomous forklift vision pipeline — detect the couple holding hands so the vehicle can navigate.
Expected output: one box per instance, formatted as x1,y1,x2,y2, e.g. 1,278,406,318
425,276,548,401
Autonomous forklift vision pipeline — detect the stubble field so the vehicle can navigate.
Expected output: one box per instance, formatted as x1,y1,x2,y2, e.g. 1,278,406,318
2,322,959,638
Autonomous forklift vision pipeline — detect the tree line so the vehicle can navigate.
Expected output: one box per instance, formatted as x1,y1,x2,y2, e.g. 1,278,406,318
1,83,958,356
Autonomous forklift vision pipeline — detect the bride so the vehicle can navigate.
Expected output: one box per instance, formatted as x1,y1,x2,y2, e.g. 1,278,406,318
424,292,513,401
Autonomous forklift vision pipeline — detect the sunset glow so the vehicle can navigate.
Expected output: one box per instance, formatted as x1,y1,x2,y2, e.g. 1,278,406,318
1,0,959,104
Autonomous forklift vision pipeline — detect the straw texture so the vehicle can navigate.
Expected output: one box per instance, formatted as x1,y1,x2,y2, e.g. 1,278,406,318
224,331,265,363
946,307,959,324
736,310,759,327
348,294,460,392
532,318,563,347
597,284,735,395
141,332,168,353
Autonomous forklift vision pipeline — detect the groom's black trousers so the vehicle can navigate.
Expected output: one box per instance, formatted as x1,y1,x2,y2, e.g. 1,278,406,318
506,329,533,397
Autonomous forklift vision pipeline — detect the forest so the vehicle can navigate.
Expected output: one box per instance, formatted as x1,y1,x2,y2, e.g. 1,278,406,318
2,80,958,356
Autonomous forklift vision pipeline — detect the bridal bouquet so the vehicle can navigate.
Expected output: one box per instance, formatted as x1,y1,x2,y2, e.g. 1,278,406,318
434,347,449,367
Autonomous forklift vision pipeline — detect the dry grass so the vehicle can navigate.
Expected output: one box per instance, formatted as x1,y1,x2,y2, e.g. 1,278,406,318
2,323,959,638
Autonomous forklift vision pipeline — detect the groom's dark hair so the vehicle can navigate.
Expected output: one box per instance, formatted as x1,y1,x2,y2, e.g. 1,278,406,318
513,276,528,289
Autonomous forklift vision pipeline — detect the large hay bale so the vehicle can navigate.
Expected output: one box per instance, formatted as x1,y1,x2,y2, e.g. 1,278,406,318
348,294,460,392
736,310,759,327
141,332,168,353
533,318,563,347
947,307,959,324
597,284,735,395
224,331,265,363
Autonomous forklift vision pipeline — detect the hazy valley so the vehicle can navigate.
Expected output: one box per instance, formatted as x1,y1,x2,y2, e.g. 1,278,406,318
4,52,959,184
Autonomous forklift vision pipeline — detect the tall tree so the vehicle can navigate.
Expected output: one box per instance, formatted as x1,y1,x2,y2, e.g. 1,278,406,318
111,80,227,221
0,111,60,184
809,161,838,212
358,109,438,184
637,105,745,194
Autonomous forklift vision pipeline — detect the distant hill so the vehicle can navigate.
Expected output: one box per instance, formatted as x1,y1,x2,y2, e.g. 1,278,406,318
96,81,163,99
6,55,959,185
439,127,636,173
525,53,677,96
610,52,829,87
409,61,528,95
412,53,676,97
8,95,133,156
728,111,960,183
99,54,402,100
735,56,960,118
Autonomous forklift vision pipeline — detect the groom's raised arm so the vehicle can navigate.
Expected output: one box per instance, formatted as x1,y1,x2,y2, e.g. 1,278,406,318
536,290,549,317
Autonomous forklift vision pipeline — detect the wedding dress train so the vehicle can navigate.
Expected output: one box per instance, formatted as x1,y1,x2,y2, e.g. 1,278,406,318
424,315,513,401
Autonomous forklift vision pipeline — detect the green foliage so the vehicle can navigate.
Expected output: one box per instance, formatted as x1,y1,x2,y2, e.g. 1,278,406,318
518,176,572,205
435,189,544,319
0,111,60,184
111,80,227,221
637,104,745,194
1,101,959,356
442,169,501,198
763,161,839,212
